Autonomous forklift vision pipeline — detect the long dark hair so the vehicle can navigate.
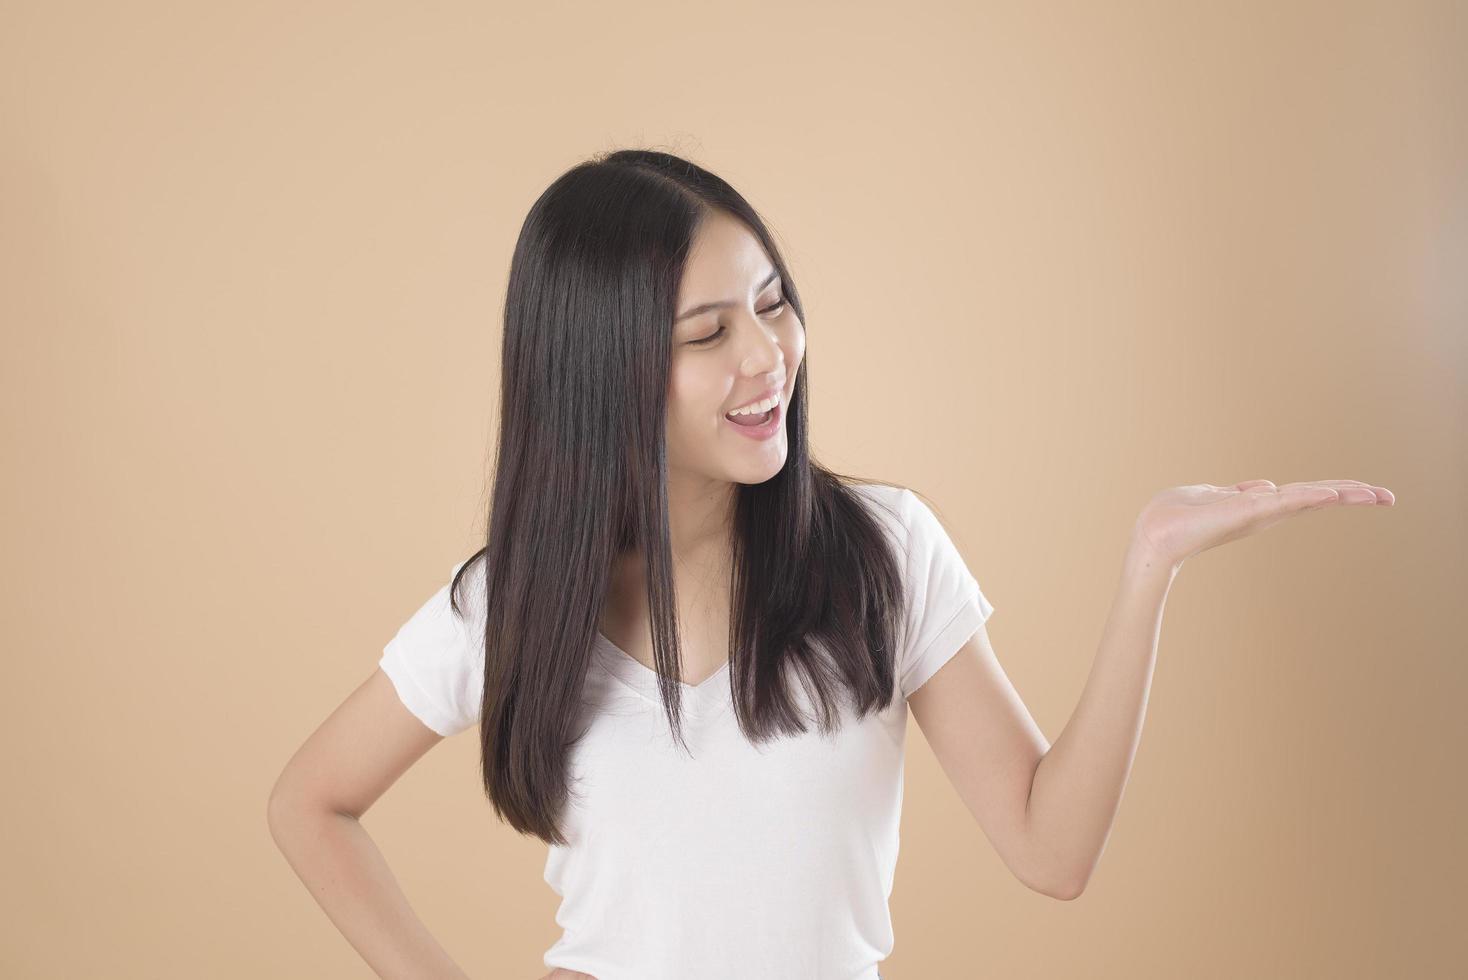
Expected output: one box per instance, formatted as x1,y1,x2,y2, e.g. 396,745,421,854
450,148,910,845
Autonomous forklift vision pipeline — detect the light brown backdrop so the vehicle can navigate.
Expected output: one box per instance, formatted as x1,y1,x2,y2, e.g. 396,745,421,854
2,1,1463,977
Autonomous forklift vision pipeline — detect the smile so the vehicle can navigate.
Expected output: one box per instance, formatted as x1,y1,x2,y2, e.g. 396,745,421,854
723,399,781,440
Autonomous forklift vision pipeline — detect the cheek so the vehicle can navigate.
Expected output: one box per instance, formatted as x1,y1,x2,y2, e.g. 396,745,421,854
666,361,722,427
780,323,806,371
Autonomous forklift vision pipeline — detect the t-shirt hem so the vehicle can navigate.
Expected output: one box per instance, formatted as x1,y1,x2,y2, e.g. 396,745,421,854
379,641,460,737
900,588,994,699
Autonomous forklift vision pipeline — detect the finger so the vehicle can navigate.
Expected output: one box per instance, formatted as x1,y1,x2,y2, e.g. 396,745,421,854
1238,488,1332,532
1274,480,1393,505
1277,479,1375,493
1233,479,1277,491
1277,485,1383,509
1315,481,1395,504
1234,484,1332,500
1268,485,1340,509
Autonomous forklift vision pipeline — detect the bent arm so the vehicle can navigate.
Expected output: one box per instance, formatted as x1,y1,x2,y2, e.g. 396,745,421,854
267,794,474,980
1024,537,1178,898
266,667,473,979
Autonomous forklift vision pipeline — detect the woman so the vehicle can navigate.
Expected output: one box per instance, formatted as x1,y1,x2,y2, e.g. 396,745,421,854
267,149,1394,980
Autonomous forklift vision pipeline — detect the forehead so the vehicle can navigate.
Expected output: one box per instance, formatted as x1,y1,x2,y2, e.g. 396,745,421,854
678,211,774,300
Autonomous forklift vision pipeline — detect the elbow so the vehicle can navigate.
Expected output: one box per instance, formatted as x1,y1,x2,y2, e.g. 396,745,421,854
265,789,296,845
1021,862,1089,901
267,784,360,847
1018,832,1091,900
266,777,318,845
266,770,295,834
1012,816,1092,899
1044,875,1087,901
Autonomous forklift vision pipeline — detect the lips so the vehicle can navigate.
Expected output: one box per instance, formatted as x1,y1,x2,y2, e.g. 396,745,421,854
722,399,782,440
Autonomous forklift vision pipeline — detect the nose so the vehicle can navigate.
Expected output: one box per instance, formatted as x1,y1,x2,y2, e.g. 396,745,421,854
734,310,785,377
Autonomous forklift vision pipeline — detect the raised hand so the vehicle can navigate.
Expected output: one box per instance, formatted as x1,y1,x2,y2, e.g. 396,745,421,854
1131,479,1395,569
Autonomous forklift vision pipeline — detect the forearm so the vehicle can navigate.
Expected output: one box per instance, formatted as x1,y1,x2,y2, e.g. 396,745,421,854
1023,536,1178,897
267,798,474,980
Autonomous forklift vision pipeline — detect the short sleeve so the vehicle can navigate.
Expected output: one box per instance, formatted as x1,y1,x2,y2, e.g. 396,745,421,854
893,488,995,699
377,556,486,737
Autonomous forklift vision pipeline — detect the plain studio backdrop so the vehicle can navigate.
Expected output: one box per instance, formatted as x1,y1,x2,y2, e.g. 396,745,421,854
1,1,1462,977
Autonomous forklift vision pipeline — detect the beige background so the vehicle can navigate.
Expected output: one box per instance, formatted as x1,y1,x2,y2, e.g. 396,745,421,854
2,1,1463,977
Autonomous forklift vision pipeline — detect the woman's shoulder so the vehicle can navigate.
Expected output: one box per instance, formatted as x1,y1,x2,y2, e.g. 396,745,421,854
445,551,490,631
842,479,920,538
844,478,916,512
844,479,967,552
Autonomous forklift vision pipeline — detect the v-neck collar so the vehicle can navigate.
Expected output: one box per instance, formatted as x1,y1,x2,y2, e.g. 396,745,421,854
593,631,733,718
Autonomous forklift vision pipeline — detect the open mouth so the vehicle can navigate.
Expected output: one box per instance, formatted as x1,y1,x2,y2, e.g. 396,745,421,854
723,400,781,438
725,406,774,427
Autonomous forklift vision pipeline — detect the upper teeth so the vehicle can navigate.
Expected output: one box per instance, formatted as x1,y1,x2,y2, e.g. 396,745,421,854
727,394,779,417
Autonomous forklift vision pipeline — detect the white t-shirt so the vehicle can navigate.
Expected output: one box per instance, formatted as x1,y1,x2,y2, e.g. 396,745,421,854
378,482,995,980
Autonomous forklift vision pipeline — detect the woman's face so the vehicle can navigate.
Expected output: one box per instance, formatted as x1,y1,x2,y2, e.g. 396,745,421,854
666,211,805,489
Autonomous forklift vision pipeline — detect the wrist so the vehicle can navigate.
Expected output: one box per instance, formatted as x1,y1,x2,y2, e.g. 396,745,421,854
1123,532,1182,584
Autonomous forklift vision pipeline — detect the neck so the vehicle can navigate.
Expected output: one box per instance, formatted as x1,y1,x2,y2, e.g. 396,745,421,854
605,476,738,630
663,470,737,567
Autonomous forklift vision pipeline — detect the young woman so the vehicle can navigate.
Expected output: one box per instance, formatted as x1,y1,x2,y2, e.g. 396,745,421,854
267,149,1395,980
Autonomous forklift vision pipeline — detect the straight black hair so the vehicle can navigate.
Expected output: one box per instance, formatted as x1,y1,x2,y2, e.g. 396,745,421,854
451,148,912,846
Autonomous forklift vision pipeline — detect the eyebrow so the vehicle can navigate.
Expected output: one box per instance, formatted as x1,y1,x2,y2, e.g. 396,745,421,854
674,268,781,323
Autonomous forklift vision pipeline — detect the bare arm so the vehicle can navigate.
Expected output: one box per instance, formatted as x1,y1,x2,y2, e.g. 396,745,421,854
1026,479,1390,896
1020,538,1176,898
267,800,474,980
909,527,1215,899
267,667,472,980
912,479,1391,899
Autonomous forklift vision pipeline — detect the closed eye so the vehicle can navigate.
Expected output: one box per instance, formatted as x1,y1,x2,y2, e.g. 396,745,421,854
687,295,788,346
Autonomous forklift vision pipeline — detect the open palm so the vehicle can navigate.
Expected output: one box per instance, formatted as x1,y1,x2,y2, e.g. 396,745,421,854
1132,478,1395,569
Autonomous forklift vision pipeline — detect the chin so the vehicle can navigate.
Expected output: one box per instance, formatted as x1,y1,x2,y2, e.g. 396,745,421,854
726,453,787,486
